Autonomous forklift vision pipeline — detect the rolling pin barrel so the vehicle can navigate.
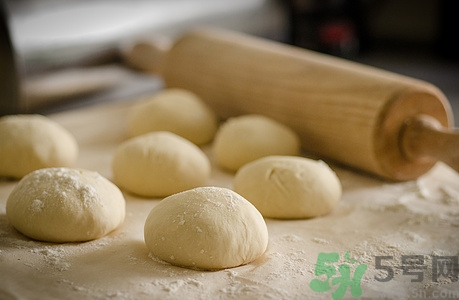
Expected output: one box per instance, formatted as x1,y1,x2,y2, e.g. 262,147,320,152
143,28,456,181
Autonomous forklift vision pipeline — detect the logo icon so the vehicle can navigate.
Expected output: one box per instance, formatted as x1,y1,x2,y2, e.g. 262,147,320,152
310,251,367,300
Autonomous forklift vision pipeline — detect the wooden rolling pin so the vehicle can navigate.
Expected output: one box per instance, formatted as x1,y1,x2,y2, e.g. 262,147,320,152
123,28,459,181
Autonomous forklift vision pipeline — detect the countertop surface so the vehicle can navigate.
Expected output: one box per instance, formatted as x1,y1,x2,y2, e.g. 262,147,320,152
1,98,459,300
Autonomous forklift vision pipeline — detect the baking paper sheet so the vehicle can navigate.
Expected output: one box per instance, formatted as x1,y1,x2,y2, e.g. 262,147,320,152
1,100,458,300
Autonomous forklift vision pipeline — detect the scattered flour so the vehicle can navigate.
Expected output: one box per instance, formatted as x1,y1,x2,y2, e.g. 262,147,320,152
311,237,329,244
151,278,204,293
402,231,425,243
30,246,71,271
439,186,459,205
2,122,459,300
278,234,303,243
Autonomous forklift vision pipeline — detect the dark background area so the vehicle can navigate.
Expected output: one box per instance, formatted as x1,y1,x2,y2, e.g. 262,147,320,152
286,0,459,124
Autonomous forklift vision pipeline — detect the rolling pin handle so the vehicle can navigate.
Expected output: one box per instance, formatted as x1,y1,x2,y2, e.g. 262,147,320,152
120,36,172,74
401,114,459,173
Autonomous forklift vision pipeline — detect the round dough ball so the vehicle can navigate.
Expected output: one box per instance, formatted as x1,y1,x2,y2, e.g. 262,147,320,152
233,156,342,219
144,186,268,270
112,131,211,197
212,114,300,172
127,88,218,145
0,114,78,179
6,168,126,243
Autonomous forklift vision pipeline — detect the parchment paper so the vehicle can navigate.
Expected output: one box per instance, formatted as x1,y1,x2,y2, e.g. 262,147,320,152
1,100,458,300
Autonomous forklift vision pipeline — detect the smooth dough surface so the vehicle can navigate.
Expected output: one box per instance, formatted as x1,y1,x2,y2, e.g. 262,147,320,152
0,114,78,179
112,131,211,197
6,168,126,243
212,114,300,172
127,88,218,145
233,156,342,219
144,186,268,270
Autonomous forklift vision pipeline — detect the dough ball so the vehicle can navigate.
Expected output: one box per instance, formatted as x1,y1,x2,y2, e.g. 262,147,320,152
112,131,211,197
0,114,78,179
212,114,300,172
233,156,341,219
6,168,126,243
144,186,268,270
127,88,218,145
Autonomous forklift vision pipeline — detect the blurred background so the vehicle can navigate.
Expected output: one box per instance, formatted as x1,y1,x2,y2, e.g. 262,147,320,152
1,0,458,124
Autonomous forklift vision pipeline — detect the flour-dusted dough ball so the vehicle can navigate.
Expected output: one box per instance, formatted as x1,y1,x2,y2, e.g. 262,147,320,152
212,114,301,172
144,186,268,270
234,156,341,219
112,131,211,197
0,114,78,179
6,168,126,243
127,88,218,145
